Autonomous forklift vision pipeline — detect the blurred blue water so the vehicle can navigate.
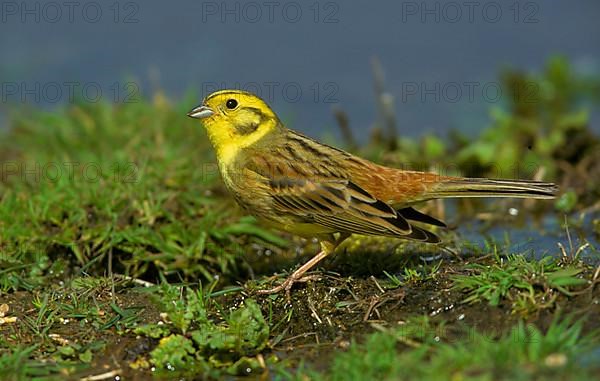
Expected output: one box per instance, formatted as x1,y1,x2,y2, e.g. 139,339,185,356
1,0,599,139
456,214,599,262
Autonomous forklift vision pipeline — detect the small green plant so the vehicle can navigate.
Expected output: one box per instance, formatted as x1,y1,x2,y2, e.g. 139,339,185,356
451,254,589,314
134,283,270,377
383,261,441,288
555,189,578,213
0,345,64,381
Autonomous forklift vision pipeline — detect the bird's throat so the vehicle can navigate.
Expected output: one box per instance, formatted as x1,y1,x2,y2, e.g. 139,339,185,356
209,119,277,168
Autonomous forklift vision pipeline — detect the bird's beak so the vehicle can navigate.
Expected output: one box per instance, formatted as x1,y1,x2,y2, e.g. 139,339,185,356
187,105,214,119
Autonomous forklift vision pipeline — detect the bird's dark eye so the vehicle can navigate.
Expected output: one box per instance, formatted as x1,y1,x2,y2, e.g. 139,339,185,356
226,99,238,109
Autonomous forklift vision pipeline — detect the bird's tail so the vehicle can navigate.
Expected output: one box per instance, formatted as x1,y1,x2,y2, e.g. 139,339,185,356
426,177,558,200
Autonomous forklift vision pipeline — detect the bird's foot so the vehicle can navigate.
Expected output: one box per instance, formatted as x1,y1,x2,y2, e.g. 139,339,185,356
256,273,321,300
255,247,335,300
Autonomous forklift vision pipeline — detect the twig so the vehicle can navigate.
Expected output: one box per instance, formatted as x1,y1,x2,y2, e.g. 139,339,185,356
332,106,356,150
363,296,381,322
278,332,318,344
371,56,398,151
308,299,323,324
108,247,115,301
370,275,385,294
112,274,156,288
564,215,574,255
80,369,122,381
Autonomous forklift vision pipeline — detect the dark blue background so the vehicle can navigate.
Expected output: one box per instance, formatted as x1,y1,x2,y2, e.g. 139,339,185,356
1,0,599,139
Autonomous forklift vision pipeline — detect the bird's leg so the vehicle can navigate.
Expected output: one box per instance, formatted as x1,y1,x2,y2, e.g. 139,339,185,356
255,249,330,296
256,234,349,298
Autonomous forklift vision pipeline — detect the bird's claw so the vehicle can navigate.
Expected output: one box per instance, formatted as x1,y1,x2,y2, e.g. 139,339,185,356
256,274,322,300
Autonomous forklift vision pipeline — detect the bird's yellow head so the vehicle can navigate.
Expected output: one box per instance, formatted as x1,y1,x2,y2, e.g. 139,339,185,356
187,90,280,164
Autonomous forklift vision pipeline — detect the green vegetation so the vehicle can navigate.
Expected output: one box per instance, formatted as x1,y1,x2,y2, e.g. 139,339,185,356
134,283,270,377
1,58,599,379
307,316,599,381
0,94,286,293
452,253,592,314
367,57,600,210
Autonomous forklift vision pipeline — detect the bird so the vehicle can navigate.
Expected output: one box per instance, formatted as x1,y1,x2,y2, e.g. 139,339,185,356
187,90,557,296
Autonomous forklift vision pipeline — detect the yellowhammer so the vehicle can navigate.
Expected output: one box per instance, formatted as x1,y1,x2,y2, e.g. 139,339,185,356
188,90,556,296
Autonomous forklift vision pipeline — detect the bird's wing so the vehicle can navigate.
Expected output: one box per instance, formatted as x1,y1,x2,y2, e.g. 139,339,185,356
267,177,439,242
243,131,441,242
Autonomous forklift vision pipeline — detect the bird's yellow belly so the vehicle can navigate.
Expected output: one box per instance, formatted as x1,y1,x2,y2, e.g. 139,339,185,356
262,219,336,237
